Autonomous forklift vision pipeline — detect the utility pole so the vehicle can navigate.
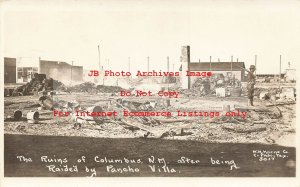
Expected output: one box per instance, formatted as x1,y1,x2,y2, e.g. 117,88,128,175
128,57,131,72
166,56,170,85
98,44,103,85
166,56,170,107
38,57,41,74
279,55,282,82
167,56,169,72
255,55,257,76
102,65,104,85
147,56,150,83
230,56,233,74
98,45,101,71
71,61,73,85
147,56,150,72
279,55,282,96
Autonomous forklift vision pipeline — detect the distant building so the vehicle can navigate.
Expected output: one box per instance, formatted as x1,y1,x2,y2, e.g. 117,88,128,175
256,74,285,79
180,46,245,89
285,69,296,82
4,57,17,83
4,57,83,84
39,60,83,82
17,67,39,83
14,57,40,83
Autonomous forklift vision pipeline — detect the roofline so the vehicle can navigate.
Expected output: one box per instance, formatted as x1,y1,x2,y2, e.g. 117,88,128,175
190,62,245,63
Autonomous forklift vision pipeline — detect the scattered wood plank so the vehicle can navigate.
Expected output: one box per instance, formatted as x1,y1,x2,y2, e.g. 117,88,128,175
266,101,296,107
158,118,195,123
234,105,271,112
121,118,162,138
222,124,267,133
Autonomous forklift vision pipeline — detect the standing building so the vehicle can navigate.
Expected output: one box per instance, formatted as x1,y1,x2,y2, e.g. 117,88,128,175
285,69,296,82
4,57,83,84
39,60,83,82
4,57,17,83
180,46,245,89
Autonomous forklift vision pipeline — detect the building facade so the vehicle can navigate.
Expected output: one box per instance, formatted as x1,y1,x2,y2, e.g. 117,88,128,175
180,46,245,89
4,57,17,83
4,57,83,84
39,60,83,82
285,69,296,82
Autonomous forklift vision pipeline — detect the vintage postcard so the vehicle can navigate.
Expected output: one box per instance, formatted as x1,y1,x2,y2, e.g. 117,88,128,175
1,0,299,186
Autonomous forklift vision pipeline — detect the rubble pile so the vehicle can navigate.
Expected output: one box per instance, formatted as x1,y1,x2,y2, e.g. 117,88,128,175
184,75,242,97
9,74,55,96
254,87,280,98
255,87,296,102
67,82,127,94
4,74,66,97
68,82,97,93
191,78,212,96
96,85,124,93
3,72,296,145
53,79,68,92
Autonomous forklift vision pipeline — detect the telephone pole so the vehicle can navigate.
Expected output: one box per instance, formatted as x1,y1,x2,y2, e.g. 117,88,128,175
147,56,150,72
128,57,131,72
279,55,282,82
147,56,150,83
71,61,73,85
255,55,257,75
167,56,169,72
279,55,282,96
98,45,100,70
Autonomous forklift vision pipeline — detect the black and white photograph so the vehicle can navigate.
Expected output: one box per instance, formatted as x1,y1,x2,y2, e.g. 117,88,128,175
1,0,299,186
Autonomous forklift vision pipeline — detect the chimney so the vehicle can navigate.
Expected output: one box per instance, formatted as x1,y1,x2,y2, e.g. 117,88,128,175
180,46,190,89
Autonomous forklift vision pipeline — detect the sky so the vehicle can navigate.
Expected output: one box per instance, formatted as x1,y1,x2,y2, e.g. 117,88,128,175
2,0,300,74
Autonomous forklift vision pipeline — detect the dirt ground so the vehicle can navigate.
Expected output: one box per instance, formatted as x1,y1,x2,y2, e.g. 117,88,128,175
4,89,296,147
